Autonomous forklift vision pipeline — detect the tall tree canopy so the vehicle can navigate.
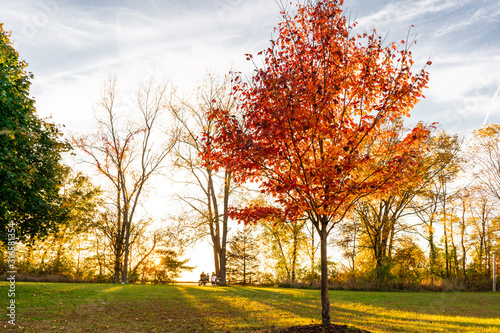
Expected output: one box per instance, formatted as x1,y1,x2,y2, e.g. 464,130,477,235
207,0,430,324
0,24,69,241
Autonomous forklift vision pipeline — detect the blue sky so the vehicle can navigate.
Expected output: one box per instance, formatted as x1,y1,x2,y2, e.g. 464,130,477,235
2,0,500,135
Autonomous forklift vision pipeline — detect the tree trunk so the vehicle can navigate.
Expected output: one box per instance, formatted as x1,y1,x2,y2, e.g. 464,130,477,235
219,247,227,286
121,231,131,283
443,219,450,278
121,209,132,283
311,223,315,285
428,222,437,277
213,246,221,277
243,249,247,286
114,250,122,283
319,223,330,325
219,171,231,286
114,176,123,284
292,231,298,284
350,218,358,273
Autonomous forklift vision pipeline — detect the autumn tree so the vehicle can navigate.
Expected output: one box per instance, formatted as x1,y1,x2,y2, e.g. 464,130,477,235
207,0,430,323
467,186,497,278
259,215,308,284
391,235,427,283
456,187,473,281
167,74,238,286
72,78,175,283
356,129,462,280
412,131,463,278
468,124,500,280
353,124,424,280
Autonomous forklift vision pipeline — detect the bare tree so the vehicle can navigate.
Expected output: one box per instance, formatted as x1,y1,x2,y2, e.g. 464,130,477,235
167,74,238,286
471,124,500,200
72,78,176,283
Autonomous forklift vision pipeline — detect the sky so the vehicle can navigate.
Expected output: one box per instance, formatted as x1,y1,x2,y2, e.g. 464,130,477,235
2,0,500,280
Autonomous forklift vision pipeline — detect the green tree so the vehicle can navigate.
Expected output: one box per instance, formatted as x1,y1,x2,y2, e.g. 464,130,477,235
227,228,260,285
0,170,100,278
150,249,194,284
392,235,427,284
259,217,308,284
0,24,70,241
33,171,100,276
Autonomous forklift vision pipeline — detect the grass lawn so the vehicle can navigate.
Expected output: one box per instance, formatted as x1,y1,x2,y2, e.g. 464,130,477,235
1,282,499,332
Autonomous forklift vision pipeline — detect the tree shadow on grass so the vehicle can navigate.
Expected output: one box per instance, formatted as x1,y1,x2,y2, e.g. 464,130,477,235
328,304,500,333
185,286,500,333
183,286,324,331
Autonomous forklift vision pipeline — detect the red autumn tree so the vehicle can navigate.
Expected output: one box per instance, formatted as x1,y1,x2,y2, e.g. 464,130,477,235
207,0,431,324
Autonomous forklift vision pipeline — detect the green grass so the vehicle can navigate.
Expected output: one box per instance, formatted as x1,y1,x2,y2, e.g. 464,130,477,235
1,282,499,332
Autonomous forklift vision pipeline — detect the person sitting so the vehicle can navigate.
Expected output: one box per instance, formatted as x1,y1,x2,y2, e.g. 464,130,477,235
211,272,218,286
198,272,208,286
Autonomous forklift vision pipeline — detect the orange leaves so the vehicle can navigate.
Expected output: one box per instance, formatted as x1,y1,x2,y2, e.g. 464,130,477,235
207,0,430,225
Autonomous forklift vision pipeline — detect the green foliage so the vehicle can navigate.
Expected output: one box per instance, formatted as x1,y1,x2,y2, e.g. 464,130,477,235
150,249,194,284
392,236,427,283
0,171,100,278
258,218,309,284
0,23,70,240
227,227,260,285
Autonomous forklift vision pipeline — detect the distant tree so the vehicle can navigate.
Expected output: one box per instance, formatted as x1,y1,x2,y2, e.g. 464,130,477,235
29,171,100,276
412,131,463,278
467,186,497,277
456,187,473,281
392,235,427,283
72,78,176,283
0,23,70,241
227,228,260,285
471,124,500,201
151,249,194,284
0,171,100,277
168,74,237,286
468,124,500,279
259,216,307,284
304,220,321,284
351,129,462,281
335,214,360,275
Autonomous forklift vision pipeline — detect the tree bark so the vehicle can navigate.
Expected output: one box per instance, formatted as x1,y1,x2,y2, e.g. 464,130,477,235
114,249,122,284
292,231,298,284
219,171,231,286
319,220,330,325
